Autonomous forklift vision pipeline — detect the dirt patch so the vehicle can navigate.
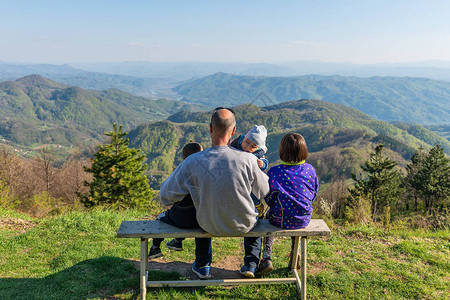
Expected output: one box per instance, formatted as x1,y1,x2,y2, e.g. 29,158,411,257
0,218,35,233
309,261,327,275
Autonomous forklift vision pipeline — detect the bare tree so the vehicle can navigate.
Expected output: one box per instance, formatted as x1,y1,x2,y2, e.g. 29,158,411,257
33,147,57,194
53,151,92,206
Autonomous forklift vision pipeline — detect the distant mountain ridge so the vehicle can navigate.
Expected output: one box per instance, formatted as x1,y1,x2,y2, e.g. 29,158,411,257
73,60,450,82
0,62,172,98
174,72,450,125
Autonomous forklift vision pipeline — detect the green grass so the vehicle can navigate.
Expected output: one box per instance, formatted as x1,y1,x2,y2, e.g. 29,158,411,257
1,207,449,299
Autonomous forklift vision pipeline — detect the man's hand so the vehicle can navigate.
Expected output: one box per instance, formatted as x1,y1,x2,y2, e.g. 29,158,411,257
257,159,264,168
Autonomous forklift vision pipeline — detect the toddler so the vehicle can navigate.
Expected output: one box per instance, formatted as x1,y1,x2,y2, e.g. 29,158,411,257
256,133,318,275
149,142,203,259
230,125,269,172
230,125,269,216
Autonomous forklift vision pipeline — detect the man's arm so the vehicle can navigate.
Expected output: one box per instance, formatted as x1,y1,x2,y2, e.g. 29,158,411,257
250,162,270,201
159,164,189,206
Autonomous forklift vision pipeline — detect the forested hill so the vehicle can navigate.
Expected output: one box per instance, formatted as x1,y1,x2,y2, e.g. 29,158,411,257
0,75,204,148
174,72,450,125
128,100,450,188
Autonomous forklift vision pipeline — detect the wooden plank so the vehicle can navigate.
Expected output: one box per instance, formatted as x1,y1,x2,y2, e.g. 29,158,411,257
147,277,297,287
117,219,330,239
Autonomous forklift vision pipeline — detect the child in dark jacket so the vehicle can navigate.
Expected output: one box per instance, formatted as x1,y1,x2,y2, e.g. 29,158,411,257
230,125,269,171
149,142,203,259
256,133,318,276
230,125,269,216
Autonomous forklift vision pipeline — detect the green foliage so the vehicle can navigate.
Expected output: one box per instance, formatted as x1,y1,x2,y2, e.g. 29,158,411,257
425,123,450,141
406,145,450,214
382,205,391,228
349,145,401,221
344,192,372,224
81,124,154,210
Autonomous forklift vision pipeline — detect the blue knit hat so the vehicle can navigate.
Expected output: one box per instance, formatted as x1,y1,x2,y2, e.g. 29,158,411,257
245,125,267,153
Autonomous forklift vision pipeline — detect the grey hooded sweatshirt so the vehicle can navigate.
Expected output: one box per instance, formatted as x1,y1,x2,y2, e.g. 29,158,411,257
159,145,269,235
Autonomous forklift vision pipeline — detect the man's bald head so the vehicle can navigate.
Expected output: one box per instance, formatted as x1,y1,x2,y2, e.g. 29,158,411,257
210,108,236,135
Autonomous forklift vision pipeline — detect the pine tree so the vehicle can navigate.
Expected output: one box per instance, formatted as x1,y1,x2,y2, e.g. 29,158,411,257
81,123,154,209
350,144,400,222
404,147,427,211
416,145,450,214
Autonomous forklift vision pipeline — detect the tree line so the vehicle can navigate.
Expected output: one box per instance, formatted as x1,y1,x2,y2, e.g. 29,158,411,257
318,144,450,228
1,124,449,229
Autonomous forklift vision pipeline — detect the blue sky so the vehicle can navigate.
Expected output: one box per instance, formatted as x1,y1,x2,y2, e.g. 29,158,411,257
1,0,450,64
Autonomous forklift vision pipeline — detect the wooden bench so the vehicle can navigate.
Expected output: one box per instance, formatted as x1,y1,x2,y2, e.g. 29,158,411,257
117,219,330,299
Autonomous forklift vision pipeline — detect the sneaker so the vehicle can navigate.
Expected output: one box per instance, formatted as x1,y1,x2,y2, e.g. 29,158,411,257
192,261,211,279
148,245,163,259
255,258,274,276
288,252,301,270
240,265,256,278
166,238,183,251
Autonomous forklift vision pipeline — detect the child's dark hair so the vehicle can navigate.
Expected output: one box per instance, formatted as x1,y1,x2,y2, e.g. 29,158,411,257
279,133,308,163
182,142,203,159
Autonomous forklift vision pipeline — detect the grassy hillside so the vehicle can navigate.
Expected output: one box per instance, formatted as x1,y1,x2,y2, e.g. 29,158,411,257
174,73,450,125
1,207,448,299
131,100,450,187
0,75,205,151
425,124,450,141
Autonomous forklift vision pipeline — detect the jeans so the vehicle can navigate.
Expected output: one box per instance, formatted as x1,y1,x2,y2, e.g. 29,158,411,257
152,195,198,247
151,200,212,268
243,236,262,269
194,238,212,267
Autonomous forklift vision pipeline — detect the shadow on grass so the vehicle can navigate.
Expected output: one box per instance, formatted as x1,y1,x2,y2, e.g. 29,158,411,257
147,260,243,280
0,256,139,300
1,257,297,299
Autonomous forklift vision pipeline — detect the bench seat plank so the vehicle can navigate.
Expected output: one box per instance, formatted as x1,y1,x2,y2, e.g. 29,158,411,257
117,219,330,238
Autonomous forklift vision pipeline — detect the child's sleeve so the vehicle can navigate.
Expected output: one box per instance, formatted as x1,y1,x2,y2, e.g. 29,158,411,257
259,158,269,171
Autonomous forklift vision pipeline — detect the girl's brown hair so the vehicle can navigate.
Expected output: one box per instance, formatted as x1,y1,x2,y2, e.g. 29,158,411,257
279,133,308,163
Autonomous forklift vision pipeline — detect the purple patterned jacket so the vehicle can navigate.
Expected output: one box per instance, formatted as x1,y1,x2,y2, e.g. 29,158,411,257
265,161,319,229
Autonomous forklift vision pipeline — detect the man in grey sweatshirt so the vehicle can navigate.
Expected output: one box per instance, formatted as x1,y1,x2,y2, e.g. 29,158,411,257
159,107,270,279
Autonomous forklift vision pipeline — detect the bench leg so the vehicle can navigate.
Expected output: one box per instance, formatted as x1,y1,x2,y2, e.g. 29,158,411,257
291,236,300,271
140,238,148,300
291,236,307,299
301,237,307,300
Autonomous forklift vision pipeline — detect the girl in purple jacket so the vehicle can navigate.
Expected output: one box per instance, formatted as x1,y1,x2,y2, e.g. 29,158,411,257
257,133,319,276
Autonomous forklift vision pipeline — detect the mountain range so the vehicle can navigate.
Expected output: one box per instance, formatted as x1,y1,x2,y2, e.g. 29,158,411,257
128,100,450,188
174,72,450,125
0,75,204,150
72,60,450,82
0,62,175,98
1,73,449,185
